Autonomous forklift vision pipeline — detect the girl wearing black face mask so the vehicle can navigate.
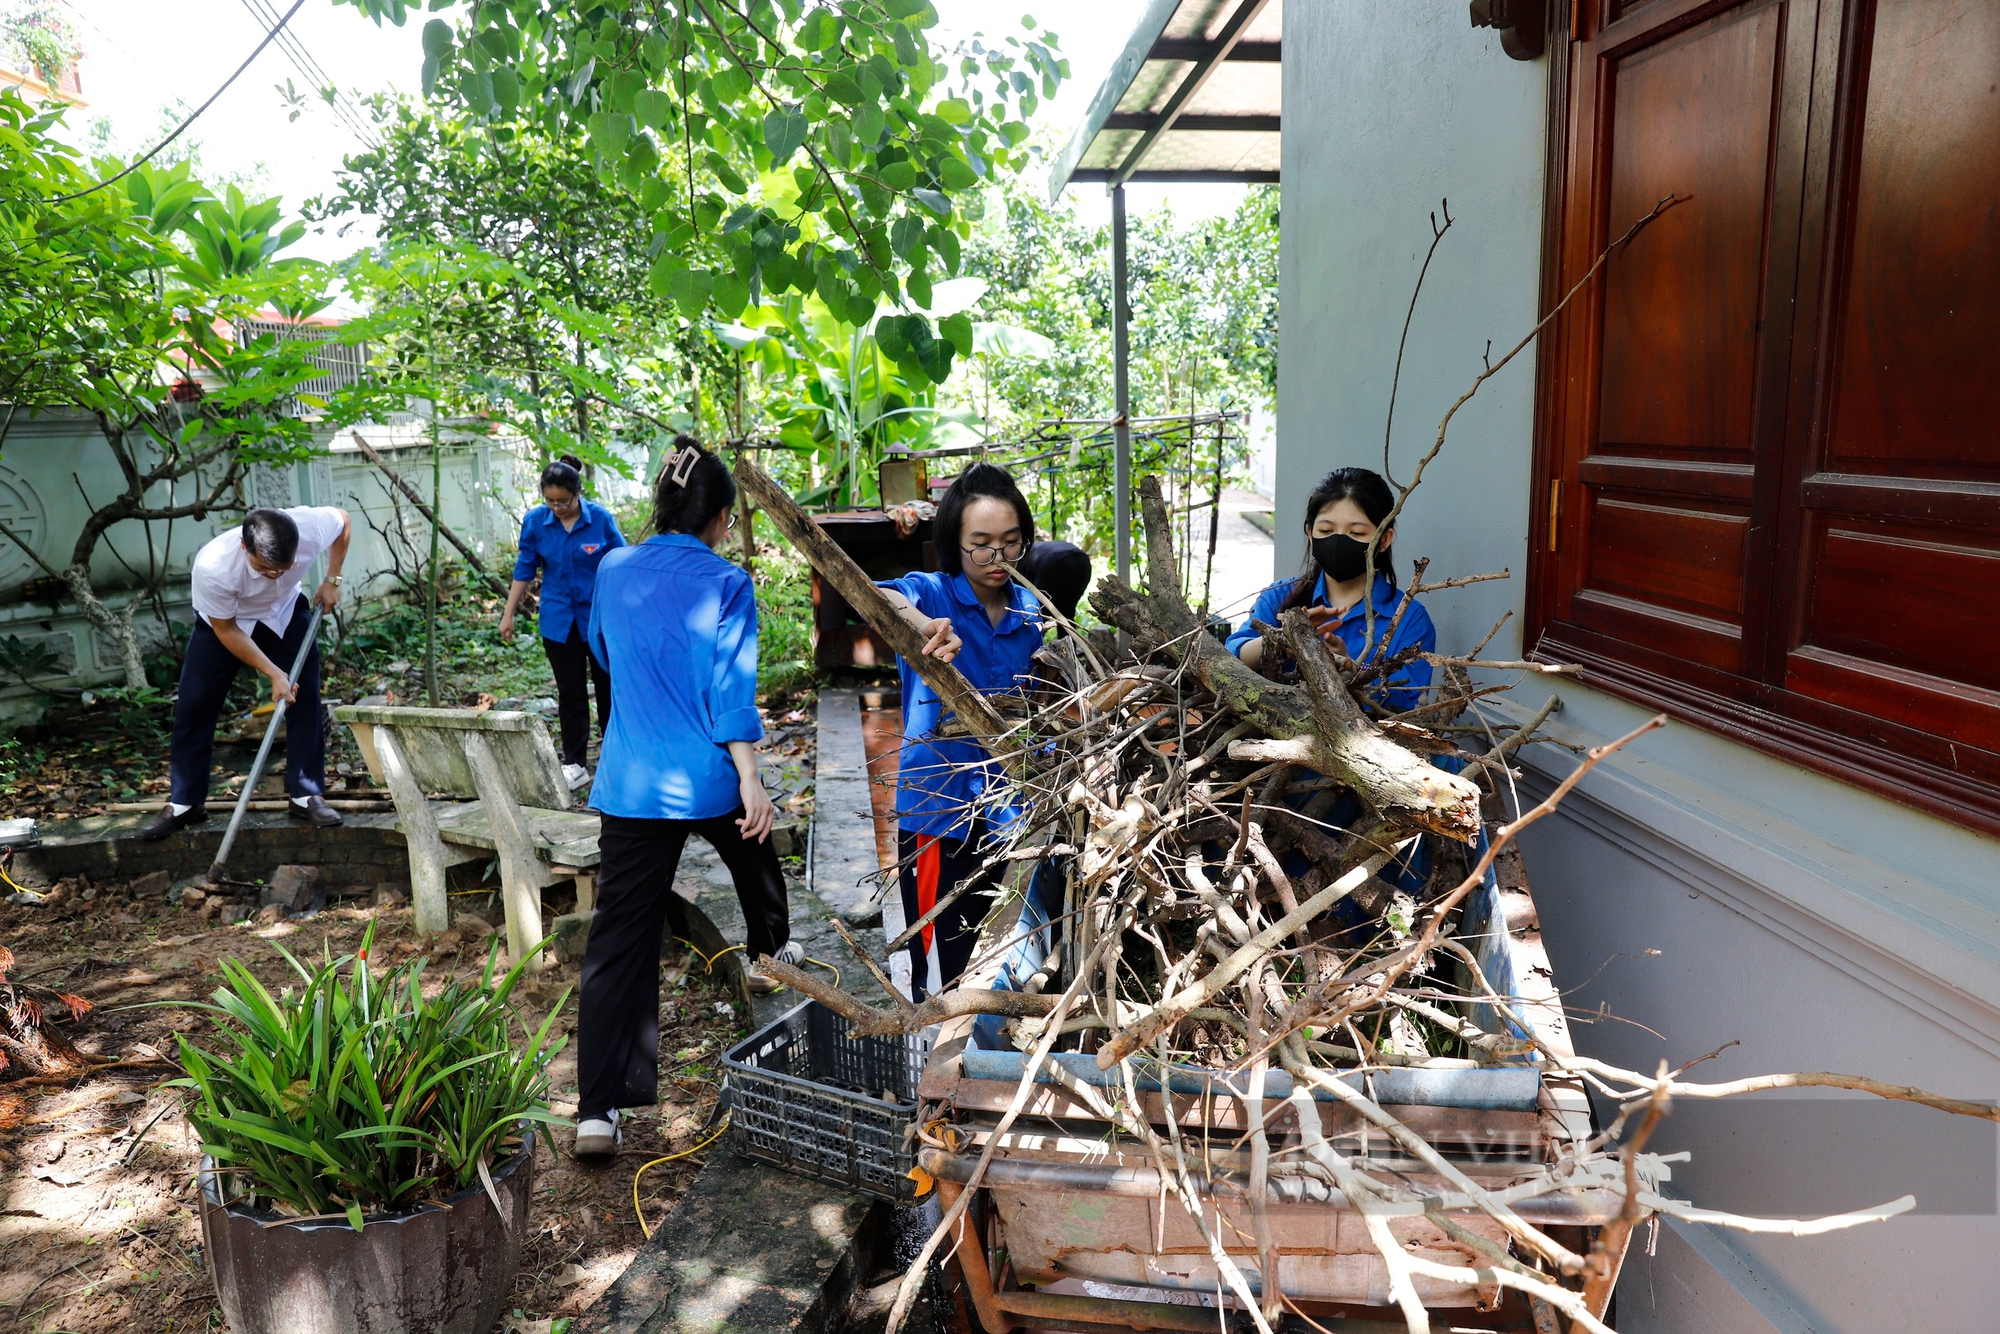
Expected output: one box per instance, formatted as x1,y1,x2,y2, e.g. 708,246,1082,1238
1225,466,1435,711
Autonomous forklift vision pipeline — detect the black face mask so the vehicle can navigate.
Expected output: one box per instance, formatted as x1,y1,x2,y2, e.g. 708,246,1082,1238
1312,533,1380,584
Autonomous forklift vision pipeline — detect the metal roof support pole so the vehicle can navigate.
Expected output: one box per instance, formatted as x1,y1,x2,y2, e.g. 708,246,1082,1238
1112,183,1133,587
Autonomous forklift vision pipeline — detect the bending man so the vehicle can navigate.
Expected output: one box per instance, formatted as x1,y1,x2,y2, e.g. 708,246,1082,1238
138,506,349,840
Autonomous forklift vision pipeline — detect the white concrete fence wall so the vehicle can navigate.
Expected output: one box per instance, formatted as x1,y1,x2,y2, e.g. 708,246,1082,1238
0,407,537,724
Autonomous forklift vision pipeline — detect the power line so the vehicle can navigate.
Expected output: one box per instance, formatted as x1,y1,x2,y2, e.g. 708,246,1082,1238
24,0,309,205
237,0,379,148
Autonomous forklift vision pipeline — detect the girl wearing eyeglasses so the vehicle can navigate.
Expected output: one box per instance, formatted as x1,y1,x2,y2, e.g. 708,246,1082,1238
501,454,627,790
873,462,1046,1000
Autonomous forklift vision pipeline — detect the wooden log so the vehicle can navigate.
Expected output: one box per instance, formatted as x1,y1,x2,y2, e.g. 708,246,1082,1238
1091,475,1481,840
733,455,1011,744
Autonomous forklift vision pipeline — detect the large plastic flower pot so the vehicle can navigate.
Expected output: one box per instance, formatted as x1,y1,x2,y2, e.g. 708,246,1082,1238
197,1132,534,1334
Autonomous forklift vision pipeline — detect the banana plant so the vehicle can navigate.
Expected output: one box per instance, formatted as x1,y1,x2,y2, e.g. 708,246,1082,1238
737,278,1050,508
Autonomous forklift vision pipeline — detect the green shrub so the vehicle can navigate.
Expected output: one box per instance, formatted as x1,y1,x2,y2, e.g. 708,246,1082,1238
172,926,568,1229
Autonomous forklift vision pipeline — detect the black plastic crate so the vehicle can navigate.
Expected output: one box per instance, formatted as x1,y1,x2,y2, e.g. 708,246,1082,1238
724,1000,933,1201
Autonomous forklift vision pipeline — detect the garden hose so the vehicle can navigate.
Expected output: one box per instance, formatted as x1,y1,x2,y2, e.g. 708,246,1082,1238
0,863,34,898
632,1114,731,1240
673,939,842,990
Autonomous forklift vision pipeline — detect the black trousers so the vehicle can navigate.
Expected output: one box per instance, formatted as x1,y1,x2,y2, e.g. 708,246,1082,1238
576,811,791,1118
898,822,1001,1001
542,626,610,766
169,596,323,809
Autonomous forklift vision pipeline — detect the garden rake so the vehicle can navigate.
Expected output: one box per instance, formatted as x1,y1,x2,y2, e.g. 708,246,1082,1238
208,605,324,884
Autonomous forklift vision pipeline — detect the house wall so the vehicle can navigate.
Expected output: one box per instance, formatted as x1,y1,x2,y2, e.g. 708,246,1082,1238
0,409,535,723
1278,6,2000,1330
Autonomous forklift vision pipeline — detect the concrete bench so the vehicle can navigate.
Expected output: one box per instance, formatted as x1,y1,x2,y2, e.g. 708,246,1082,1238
333,705,599,970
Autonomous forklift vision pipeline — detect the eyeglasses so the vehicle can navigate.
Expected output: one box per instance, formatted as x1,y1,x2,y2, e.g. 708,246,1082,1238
962,539,1026,567
726,510,738,531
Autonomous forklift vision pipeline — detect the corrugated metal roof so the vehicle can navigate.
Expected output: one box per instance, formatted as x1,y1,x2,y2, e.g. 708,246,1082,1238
1049,0,1281,197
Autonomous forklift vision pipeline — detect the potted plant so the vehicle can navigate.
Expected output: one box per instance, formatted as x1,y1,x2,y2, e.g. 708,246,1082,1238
174,926,567,1334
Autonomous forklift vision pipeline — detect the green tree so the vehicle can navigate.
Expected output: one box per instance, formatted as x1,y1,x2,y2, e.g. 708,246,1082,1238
311,98,695,462
332,0,1066,385
961,183,1279,432
0,91,333,687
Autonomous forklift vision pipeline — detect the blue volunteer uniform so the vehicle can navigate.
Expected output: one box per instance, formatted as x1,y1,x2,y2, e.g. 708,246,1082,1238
880,568,1045,1000
576,532,789,1122
587,533,763,818
1226,571,1436,710
881,569,1044,839
513,499,626,642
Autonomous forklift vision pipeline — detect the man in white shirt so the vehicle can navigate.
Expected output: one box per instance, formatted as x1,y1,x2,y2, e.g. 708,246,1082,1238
137,506,351,840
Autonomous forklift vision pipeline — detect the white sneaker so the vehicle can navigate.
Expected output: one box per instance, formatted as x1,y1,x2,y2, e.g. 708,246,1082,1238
573,1108,620,1158
562,763,590,790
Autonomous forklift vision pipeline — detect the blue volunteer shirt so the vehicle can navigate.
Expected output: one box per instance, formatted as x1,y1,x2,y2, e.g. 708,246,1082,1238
587,534,763,820
880,570,1045,841
513,500,626,642
1225,572,1436,712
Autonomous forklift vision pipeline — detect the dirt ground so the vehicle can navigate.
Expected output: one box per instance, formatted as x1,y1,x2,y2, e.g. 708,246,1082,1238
0,701,823,1334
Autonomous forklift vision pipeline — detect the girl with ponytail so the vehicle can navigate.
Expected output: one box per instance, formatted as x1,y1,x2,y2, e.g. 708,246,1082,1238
569,436,795,1158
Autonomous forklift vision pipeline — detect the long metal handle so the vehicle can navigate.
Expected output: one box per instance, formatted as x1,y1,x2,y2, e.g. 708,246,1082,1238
208,605,324,880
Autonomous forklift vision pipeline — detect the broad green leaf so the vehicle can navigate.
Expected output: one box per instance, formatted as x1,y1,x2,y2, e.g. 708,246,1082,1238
712,272,750,318
762,109,807,164
939,311,973,358
587,111,632,157
853,102,885,147
633,88,673,129
935,97,972,126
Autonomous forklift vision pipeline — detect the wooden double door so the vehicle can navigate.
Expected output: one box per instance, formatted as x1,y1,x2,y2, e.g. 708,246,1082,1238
1532,0,2000,831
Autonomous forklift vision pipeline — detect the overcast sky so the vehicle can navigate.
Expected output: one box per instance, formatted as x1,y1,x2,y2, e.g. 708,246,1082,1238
56,0,1245,260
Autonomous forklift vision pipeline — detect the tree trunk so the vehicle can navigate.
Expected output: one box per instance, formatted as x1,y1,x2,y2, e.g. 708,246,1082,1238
60,564,147,691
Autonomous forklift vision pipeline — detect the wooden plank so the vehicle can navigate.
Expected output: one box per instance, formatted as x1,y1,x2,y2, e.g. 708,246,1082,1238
463,732,551,971
333,705,543,732
375,727,452,935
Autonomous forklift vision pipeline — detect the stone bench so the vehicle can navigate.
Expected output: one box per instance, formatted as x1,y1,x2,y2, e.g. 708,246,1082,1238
333,705,599,970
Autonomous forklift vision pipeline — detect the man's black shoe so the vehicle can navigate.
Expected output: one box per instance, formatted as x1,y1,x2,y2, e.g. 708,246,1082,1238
288,795,343,828
135,805,207,841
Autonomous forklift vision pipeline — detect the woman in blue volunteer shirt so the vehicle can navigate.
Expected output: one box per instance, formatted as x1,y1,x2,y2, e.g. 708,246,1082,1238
571,436,795,1159
875,463,1047,1000
1227,466,1434,708
501,455,625,788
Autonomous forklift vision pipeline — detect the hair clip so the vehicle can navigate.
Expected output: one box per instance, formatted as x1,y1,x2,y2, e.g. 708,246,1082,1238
665,444,701,487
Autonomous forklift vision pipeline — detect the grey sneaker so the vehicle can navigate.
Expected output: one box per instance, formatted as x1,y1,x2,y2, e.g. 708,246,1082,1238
562,763,591,791
573,1109,620,1158
745,941,806,995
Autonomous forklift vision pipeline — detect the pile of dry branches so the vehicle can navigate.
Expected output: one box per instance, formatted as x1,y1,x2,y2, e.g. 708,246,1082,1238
738,455,2000,1334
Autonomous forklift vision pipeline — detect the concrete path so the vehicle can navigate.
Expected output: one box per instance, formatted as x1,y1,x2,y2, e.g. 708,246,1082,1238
585,691,910,1334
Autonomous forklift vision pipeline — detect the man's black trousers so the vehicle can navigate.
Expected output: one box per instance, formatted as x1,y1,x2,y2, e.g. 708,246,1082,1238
169,596,323,810
576,811,790,1119
541,625,610,766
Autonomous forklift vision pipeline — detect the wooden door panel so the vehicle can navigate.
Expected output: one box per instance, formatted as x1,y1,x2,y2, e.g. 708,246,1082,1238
1534,0,2000,832
1823,0,2000,479
1800,520,2000,695
1596,1,1784,460
1584,496,1749,623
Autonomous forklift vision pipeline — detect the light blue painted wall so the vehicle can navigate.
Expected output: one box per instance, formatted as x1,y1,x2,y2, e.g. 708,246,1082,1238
1275,2,1544,661
1277,4,2000,1330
